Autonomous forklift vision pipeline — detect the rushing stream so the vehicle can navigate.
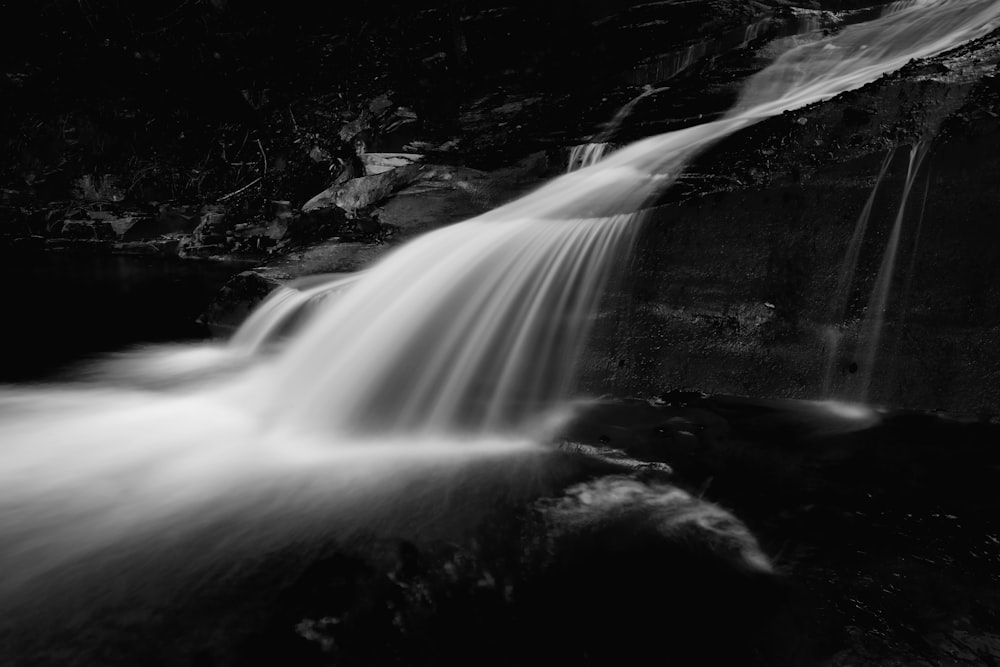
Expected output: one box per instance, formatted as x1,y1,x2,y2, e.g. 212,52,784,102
2,0,999,660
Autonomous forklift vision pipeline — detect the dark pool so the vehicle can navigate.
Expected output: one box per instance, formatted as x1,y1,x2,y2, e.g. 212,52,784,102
0,252,246,382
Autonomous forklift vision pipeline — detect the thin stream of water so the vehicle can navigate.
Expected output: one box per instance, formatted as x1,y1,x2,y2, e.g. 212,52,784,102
821,148,896,394
852,141,930,401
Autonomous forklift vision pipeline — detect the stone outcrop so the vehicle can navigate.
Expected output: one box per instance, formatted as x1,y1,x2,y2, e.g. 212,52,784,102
584,29,1000,414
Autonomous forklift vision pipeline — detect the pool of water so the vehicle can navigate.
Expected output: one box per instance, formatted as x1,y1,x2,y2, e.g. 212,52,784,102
0,253,245,382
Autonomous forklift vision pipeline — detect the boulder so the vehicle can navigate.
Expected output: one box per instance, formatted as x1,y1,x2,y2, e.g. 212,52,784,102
302,163,424,216
122,205,199,241
359,152,423,175
178,205,233,258
199,270,285,338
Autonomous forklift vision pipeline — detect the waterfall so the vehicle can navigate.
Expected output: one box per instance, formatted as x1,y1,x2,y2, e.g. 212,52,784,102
597,84,671,141
566,142,611,172
229,273,363,353
851,141,930,401
1,0,998,641
822,148,896,394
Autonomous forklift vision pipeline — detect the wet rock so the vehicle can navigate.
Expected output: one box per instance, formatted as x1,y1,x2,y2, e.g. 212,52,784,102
199,240,388,336
111,238,182,256
58,219,117,241
302,164,423,216
122,205,199,242
521,474,790,666
588,30,1000,414
200,270,285,338
338,108,374,145
359,152,423,175
178,205,233,258
281,207,349,245
376,184,483,235
72,174,125,203
549,396,1000,665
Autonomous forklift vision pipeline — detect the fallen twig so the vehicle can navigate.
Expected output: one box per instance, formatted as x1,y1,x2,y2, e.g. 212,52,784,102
217,177,263,202
257,139,268,174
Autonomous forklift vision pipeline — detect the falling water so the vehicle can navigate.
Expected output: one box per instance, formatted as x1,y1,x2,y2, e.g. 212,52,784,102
566,142,612,172
229,273,363,353
257,213,641,434
821,148,896,394
851,141,930,401
2,0,999,653
627,42,710,86
831,149,897,322
896,168,934,336
883,166,934,393
625,13,788,87
597,84,671,142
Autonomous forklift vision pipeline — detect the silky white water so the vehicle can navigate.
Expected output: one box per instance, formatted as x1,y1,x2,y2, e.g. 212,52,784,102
822,148,896,395
566,142,611,172
1,0,998,638
852,141,930,400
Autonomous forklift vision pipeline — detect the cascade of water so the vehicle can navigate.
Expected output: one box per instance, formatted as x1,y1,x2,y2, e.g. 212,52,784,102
1,0,998,634
790,9,827,35
236,0,999,431
732,1,999,119
896,167,933,335
597,84,671,142
229,273,363,353
851,141,930,401
626,14,780,88
821,148,896,395
256,213,641,434
883,166,934,393
628,42,710,86
566,142,611,172
831,150,898,323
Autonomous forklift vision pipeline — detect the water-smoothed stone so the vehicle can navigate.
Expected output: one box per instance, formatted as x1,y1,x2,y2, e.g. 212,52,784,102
200,270,286,337
302,164,424,216
376,184,483,236
550,395,1000,666
517,474,791,666
281,454,793,667
360,152,423,175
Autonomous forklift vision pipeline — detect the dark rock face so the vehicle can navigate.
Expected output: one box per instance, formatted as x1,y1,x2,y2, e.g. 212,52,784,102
583,30,1000,415
555,395,1000,665
201,270,285,337
520,475,790,666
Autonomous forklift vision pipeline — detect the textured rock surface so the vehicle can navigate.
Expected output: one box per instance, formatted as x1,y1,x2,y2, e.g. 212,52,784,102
584,30,1000,414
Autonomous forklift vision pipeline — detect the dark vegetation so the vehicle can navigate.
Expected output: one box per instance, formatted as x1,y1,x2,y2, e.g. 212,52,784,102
0,1,894,244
